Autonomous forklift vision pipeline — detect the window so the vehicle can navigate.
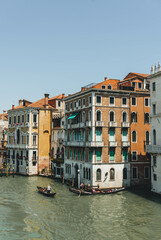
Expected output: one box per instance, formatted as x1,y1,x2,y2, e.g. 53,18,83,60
27,135,29,145
96,96,101,104
96,110,101,121
89,151,92,161
83,98,85,106
88,130,92,141
78,100,81,107
78,150,81,160
110,168,115,180
22,115,24,123
122,112,127,122
82,111,85,123
153,129,156,145
153,156,157,167
132,97,136,106
109,111,115,122
27,114,30,123
108,85,112,90
96,169,101,181
74,102,76,108
88,110,92,121
123,168,127,179
18,116,20,123
132,131,137,142
122,98,127,106
132,167,138,179
102,85,106,89
58,100,61,107
153,174,157,181
70,149,72,159
70,102,72,110
14,116,16,124
96,130,102,141
89,169,91,180
138,82,142,89
33,135,36,145
144,167,149,179
83,150,85,161
109,130,115,141
145,131,150,144
89,96,92,105
21,136,24,144
96,151,101,161
9,117,11,124
65,104,68,111
145,98,150,107
122,130,127,141
109,150,115,161
152,104,156,115
132,151,137,161
132,82,136,88
152,82,156,91
131,112,137,123
33,114,37,123
109,96,115,106
123,150,128,161
144,113,150,123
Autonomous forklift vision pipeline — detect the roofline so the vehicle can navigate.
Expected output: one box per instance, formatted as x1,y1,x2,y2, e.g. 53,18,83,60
147,71,161,79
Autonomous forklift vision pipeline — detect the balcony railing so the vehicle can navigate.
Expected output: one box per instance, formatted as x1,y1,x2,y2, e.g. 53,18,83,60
109,141,117,147
67,141,85,147
146,145,161,154
32,156,38,162
33,122,38,128
51,158,64,164
108,122,117,127
122,141,130,147
86,141,104,147
121,122,130,128
86,121,92,127
96,121,104,127
80,122,85,128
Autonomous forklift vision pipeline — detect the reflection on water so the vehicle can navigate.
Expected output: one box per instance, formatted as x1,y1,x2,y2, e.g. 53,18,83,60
0,176,161,240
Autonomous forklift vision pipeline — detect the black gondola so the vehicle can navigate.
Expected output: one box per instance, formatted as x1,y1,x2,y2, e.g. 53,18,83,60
37,186,56,197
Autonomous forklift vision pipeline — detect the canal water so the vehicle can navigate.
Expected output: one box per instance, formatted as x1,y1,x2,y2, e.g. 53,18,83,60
0,176,161,240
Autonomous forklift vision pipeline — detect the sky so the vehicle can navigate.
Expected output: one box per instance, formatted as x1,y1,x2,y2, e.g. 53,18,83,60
0,0,161,112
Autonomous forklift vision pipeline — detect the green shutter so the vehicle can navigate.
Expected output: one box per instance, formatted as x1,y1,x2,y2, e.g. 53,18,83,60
110,150,115,161
96,151,101,161
123,150,127,161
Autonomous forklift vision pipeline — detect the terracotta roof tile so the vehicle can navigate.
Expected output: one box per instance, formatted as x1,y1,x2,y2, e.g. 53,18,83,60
28,98,54,109
49,94,66,100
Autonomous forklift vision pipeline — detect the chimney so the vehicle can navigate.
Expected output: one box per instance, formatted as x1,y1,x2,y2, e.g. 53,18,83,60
19,99,22,106
62,93,65,99
3,110,6,114
104,77,108,81
12,105,14,110
44,93,49,107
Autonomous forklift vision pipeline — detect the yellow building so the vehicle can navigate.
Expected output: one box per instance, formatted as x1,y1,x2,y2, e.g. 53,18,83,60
6,94,54,175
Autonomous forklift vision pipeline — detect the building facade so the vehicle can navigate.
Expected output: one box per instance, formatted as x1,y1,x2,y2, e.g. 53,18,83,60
6,95,53,175
146,64,161,194
64,74,151,188
0,112,8,166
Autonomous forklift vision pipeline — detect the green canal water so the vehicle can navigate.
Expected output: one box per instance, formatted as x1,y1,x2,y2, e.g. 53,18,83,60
0,176,161,240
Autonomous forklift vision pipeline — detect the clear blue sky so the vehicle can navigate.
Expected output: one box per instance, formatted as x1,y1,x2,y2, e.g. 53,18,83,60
0,0,161,112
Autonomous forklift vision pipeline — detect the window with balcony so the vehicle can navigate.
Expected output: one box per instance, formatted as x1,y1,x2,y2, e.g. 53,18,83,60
109,111,115,122
109,96,115,106
110,168,115,180
96,168,101,180
123,168,127,179
96,110,101,121
122,130,127,141
132,167,138,179
132,97,136,106
132,151,137,161
122,112,127,122
144,113,150,123
109,150,115,161
131,112,137,123
96,95,102,105
96,151,101,161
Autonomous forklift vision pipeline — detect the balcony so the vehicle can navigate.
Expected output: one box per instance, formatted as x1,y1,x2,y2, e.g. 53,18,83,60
51,158,64,164
63,141,67,146
71,123,80,129
86,121,92,127
80,122,85,128
67,124,71,129
109,141,117,147
146,145,161,154
32,156,38,162
96,121,104,127
86,141,104,147
108,122,117,127
121,122,130,128
25,122,30,127
122,141,130,147
33,122,38,128
67,141,85,147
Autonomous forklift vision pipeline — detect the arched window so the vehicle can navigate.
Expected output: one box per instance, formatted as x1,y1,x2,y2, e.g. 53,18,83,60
146,131,149,144
82,111,85,123
144,113,150,123
109,111,115,122
88,110,92,121
131,112,137,123
132,131,137,142
153,129,156,145
122,112,127,122
96,110,101,121
17,129,20,144
123,168,127,180
96,168,101,181
110,168,115,180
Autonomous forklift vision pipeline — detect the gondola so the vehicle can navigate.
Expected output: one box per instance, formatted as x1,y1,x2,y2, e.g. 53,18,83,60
100,187,125,194
37,186,56,197
69,186,93,195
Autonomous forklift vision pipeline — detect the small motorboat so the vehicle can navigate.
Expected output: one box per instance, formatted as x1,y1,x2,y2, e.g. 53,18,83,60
37,186,56,197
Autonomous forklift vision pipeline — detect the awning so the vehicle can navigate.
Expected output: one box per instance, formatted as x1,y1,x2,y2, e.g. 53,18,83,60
68,112,79,120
